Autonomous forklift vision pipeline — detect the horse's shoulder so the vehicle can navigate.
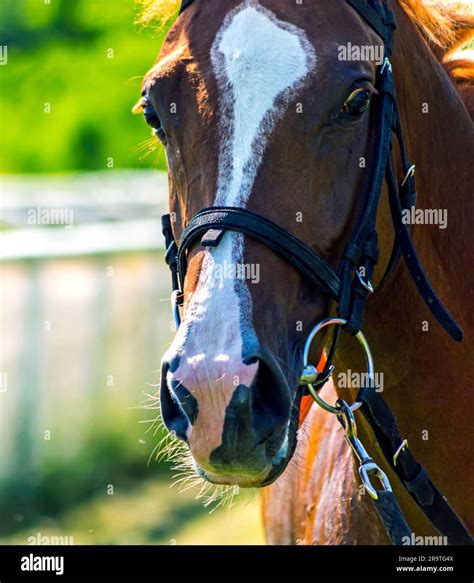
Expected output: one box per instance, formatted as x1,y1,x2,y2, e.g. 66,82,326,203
262,383,388,545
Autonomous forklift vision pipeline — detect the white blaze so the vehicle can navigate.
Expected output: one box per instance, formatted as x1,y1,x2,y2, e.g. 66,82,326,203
212,1,316,207
165,1,316,370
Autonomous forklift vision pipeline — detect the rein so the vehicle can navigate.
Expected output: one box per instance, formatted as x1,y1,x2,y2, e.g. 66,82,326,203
161,0,472,545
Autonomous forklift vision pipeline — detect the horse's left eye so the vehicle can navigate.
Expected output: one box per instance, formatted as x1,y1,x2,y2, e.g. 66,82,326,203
340,88,371,117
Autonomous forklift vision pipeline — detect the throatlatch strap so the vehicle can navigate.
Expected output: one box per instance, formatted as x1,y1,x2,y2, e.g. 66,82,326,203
385,160,463,342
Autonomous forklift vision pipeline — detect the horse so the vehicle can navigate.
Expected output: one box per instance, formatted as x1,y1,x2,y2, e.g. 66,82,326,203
136,0,473,544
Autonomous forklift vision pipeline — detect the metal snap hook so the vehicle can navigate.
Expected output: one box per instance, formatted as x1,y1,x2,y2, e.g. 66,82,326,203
359,461,393,500
337,400,392,500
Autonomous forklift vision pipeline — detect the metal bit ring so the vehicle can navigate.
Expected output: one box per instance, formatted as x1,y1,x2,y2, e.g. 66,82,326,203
301,318,375,415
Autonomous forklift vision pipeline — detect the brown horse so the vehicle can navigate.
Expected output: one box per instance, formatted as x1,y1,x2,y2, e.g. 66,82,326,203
137,0,473,543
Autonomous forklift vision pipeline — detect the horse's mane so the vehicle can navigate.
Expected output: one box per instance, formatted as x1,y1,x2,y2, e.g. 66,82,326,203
400,0,473,51
136,0,474,108
399,0,473,117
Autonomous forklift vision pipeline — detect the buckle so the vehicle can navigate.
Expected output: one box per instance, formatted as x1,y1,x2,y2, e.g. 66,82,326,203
171,289,182,328
401,164,416,188
356,271,374,294
380,57,392,75
393,439,409,467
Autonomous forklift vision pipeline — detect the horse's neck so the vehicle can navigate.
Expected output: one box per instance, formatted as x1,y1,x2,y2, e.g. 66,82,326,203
336,6,473,527
370,5,473,372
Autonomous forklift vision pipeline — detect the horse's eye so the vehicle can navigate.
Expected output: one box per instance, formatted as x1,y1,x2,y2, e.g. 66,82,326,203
340,88,371,117
142,98,167,143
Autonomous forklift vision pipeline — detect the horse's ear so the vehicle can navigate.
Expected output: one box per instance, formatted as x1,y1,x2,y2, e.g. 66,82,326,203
132,97,147,115
179,0,194,14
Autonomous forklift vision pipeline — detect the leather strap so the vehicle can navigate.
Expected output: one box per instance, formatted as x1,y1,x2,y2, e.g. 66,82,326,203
179,0,194,14
162,214,180,295
373,491,413,545
337,64,396,334
385,159,463,342
357,386,473,544
376,173,416,289
346,0,397,57
177,207,341,300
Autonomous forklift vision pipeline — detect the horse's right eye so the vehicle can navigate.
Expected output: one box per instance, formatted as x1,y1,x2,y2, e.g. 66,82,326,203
142,98,167,144
340,88,372,118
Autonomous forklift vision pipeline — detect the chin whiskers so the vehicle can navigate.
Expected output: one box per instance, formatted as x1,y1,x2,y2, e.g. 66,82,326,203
139,392,246,512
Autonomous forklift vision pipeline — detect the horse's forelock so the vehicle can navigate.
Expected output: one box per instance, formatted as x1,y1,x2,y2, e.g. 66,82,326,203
136,0,180,28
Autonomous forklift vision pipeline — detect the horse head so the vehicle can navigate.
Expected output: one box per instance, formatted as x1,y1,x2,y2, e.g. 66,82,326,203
141,0,386,487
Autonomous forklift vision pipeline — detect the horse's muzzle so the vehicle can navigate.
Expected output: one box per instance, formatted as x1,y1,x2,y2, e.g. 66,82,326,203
160,348,294,484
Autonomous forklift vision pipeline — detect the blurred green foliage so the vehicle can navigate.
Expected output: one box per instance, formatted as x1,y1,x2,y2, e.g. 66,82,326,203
1,478,265,545
0,388,170,535
0,0,168,174
0,422,165,535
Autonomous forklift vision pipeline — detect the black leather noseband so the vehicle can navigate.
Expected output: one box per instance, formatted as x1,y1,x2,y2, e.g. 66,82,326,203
177,207,341,299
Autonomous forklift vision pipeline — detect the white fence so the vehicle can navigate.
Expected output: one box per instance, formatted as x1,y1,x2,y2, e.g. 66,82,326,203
0,172,175,491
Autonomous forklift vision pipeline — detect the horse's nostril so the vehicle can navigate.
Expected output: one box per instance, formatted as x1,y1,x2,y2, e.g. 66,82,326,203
171,381,199,425
251,358,291,446
160,360,193,442
207,355,291,471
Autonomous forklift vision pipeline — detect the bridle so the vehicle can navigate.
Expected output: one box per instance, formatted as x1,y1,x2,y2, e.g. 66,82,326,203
160,0,472,544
